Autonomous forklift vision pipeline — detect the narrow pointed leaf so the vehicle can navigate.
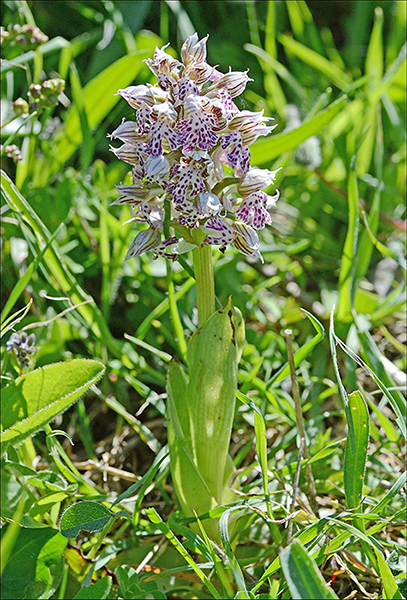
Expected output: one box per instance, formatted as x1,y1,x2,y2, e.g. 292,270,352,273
344,391,370,509
251,95,347,165
280,539,339,599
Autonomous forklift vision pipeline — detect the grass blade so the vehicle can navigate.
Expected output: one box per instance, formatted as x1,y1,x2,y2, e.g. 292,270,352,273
280,538,338,599
235,390,272,521
250,95,347,165
344,391,370,510
0,224,63,324
371,471,407,516
337,164,359,322
278,33,352,90
144,507,221,599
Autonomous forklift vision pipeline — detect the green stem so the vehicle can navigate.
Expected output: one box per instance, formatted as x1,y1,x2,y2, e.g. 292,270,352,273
192,245,216,328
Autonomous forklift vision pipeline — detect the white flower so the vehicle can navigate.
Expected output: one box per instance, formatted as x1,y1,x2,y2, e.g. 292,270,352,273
237,167,281,197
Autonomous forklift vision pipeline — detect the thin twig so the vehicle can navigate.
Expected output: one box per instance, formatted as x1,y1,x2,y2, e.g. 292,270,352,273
287,437,304,545
285,329,320,519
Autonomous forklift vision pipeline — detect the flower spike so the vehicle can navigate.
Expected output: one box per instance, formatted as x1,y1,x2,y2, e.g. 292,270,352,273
110,33,280,261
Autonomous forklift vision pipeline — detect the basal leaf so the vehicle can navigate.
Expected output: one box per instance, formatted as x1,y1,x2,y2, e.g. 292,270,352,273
0,359,105,452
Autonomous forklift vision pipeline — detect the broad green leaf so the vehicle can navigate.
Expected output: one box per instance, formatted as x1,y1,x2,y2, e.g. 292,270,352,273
0,525,67,600
186,298,243,504
250,95,347,165
60,501,112,539
73,576,112,599
278,33,352,90
280,539,338,599
0,359,105,451
344,391,370,509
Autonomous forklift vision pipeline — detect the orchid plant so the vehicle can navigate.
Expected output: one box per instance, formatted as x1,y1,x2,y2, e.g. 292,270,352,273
110,33,280,539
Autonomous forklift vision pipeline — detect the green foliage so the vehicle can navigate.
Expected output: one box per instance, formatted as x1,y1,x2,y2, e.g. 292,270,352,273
280,539,339,599
1,359,105,451
1,525,67,599
343,391,370,509
1,1,405,598
60,501,114,539
167,299,243,540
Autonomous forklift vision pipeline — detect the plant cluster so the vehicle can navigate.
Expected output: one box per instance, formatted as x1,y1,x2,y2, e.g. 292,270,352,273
0,2,406,600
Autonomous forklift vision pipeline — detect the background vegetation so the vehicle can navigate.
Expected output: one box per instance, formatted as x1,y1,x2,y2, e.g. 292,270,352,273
1,1,406,599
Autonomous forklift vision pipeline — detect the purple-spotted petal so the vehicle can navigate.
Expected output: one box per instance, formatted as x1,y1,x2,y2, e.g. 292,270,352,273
235,191,272,230
201,216,235,250
220,131,251,173
167,164,207,205
146,122,181,156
